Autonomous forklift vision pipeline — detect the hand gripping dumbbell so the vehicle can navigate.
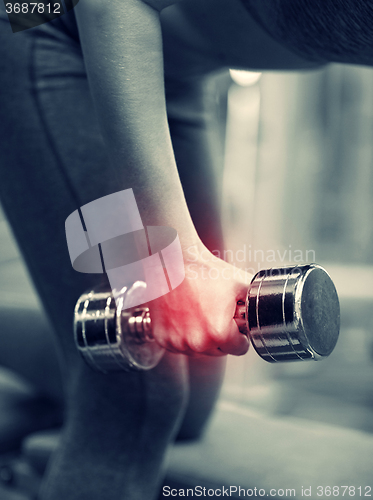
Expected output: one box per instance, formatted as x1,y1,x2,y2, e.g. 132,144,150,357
74,264,340,372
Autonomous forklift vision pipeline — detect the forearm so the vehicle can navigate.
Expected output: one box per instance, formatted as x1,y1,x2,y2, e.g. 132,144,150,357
73,0,251,359
74,0,197,251
165,74,226,252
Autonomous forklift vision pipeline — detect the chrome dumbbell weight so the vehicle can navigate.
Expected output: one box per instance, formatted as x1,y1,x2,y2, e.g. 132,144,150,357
74,264,340,372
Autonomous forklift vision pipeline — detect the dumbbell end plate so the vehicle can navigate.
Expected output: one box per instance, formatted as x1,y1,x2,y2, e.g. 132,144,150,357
247,264,340,362
295,265,340,359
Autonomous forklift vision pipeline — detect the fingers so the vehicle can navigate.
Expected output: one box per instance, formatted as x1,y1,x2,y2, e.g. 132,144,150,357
153,297,251,356
149,250,254,357
157,320,250,357
215,320,250,356
157,341,227,357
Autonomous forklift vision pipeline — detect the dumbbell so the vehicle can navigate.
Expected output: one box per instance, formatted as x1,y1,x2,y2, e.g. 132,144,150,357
74,263,340,372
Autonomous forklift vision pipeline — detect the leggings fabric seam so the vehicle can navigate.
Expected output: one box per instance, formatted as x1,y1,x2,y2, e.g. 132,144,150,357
29,36,84,215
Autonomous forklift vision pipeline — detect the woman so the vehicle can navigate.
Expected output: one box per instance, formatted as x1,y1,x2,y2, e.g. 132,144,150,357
0,0,367,498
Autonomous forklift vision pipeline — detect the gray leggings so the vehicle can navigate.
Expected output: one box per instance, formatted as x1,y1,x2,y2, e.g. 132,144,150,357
0,6,226,499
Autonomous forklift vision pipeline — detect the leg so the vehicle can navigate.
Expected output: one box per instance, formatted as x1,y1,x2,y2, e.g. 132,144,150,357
0,303,64,403
0,11,187,499
0,7,228,498
166,75,228,439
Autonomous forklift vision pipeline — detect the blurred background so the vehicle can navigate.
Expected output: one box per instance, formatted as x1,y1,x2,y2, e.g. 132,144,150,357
219,65,373,435
0,63,372,497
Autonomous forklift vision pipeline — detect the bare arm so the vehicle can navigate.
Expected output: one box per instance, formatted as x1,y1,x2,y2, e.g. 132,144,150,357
73,0,250,357
74,0,197,248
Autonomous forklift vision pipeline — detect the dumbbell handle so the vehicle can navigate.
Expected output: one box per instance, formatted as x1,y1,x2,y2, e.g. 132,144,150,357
233,301,248,335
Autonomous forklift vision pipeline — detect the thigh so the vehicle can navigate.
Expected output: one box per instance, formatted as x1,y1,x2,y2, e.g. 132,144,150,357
0,14,189,499
0,7,225,442
0,10,116,368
